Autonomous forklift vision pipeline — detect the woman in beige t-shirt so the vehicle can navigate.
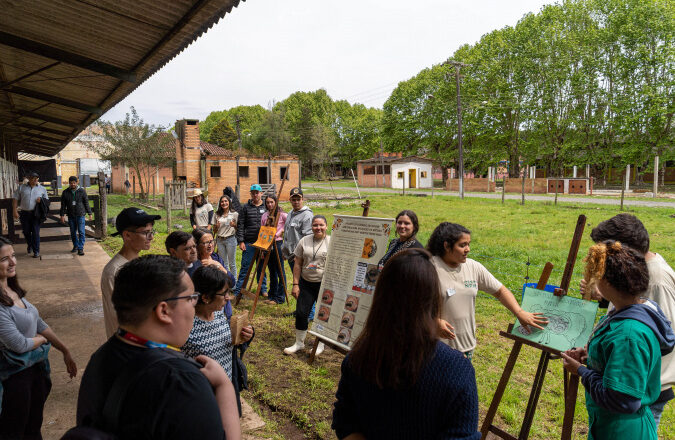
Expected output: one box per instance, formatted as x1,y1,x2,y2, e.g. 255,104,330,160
283,215,330,356
427,222,547,359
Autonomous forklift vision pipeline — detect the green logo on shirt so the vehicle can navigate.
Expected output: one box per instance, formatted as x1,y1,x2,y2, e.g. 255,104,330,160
464,280,477,289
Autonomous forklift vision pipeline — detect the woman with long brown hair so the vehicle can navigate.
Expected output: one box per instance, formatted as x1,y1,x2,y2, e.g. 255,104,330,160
332,248,480,439
0,237,77,438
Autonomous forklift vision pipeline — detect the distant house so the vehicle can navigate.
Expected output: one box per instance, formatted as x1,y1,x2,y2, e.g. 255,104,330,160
111,119,301,202
356,153,434,189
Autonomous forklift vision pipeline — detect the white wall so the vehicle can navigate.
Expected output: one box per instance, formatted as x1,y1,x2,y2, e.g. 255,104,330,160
391,161,433,189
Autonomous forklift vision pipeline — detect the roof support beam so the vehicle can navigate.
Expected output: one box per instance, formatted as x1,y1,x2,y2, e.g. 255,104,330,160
17,131,67,143
16,143,57,154
0,31,136,83
6,87,102,114
14,110,82,128
0,62,61,89
11,122,72,137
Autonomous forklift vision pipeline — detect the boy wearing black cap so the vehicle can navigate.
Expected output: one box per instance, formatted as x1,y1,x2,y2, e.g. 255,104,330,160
100,207,160,337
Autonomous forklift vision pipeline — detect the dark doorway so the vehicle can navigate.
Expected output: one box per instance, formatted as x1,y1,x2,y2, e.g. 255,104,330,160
258,167,268,184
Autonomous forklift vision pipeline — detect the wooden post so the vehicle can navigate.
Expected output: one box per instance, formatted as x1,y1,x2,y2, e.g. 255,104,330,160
182,181,187,216
165,182,172,233
554,176,559,205
152,175,156,204
96,172,107,239
501,177,505,204
350,169,361,199
132,174,136,200
620,174,626,211
653,156,659,197
521,167,526,205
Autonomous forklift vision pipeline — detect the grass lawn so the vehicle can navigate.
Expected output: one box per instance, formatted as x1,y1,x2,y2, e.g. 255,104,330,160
101,194,675,439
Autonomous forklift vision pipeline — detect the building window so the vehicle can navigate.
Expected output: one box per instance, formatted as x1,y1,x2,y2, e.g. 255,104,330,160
239,166,249,178
280,166,289,180
376,165,391,174
397,171,404,179
363,166,375,175
210,166,221,178
420,171,427,178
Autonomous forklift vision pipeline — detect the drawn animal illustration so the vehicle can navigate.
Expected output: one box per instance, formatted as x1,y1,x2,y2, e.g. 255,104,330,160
515,305,587,348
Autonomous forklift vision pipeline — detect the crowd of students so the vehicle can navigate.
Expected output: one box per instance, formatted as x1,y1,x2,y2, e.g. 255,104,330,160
0,180,672,439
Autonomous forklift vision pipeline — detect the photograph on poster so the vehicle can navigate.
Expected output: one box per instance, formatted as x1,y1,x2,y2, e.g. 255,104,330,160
318,306,331,322
321,289,334,305
361,238,377,258
345,295,359,312
338,327,352,344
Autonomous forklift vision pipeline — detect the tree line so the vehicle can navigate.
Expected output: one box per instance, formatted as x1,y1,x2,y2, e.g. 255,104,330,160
200,0,672,183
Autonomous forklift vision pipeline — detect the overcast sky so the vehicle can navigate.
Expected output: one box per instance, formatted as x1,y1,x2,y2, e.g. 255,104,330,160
104,0,558,127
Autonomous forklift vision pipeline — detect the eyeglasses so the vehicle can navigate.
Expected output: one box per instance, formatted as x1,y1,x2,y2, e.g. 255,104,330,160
132,228,156,239
214,288,234,297
199,240,214,246
161,292,201,306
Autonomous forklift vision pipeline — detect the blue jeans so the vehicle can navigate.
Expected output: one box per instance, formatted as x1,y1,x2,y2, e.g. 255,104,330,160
267,241,286,304
216,235,238,279
19,211,40,254
650,399,667,427
68,216,86,250
288,258,314,320
234,242,267,296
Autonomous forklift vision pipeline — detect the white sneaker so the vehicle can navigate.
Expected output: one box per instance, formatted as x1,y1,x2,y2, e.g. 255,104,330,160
315,341,325,356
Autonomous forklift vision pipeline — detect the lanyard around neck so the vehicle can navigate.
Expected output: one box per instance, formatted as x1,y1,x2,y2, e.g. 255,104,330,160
312,236,326,260
117,328,181,351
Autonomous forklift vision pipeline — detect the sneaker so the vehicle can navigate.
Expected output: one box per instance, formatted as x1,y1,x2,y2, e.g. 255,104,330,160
77,249,84,256
70,247,77,253
32,253,39,258
315,342,325,356
27,245,32,254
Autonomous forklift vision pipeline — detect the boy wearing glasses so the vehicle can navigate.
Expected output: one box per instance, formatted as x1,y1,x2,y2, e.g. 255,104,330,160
100,207,160,338
77,255,240,439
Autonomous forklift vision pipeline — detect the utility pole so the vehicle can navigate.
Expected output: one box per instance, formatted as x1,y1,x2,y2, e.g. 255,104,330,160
443,59,468,200
379,140,385,187
234,116,242,199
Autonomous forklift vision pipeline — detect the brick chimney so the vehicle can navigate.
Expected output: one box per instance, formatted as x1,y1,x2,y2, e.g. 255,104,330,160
175,119,201,186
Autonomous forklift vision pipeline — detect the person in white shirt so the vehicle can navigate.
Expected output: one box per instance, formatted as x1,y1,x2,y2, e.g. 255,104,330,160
427,222,547,360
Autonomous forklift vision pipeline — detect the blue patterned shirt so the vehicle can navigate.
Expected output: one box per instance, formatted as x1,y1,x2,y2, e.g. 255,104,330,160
182,310,233,378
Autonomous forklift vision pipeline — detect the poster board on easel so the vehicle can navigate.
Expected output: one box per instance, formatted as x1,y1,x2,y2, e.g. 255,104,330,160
307,213,394,354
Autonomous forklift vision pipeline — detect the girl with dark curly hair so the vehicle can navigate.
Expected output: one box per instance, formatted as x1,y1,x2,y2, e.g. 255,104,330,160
561,241,675,440
377,210,424,270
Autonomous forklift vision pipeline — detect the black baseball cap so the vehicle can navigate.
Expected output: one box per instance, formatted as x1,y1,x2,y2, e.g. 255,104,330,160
289,187,303,197
112,207,161,237
27,171,39,178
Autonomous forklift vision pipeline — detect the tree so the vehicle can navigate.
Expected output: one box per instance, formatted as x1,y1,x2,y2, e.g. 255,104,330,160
208,118,238,149
86,107,175,199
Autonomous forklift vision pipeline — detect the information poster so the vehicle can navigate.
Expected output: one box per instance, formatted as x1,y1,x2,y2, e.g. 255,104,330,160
310,215,394,350
511,287,599,352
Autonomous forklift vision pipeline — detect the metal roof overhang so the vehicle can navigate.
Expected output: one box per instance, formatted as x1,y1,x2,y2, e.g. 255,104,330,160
0,0,244,157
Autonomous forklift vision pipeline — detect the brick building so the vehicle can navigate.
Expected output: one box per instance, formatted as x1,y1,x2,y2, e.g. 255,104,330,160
112,119,301,203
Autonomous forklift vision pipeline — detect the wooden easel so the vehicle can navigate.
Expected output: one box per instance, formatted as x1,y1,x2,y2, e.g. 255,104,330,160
480,214,587,440
307,199,371,365
240,167,291,319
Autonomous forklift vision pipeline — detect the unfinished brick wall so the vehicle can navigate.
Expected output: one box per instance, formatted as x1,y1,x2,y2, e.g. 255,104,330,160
503,178,548,194
175,119,202,187
446,178,495,192
357,162,392,187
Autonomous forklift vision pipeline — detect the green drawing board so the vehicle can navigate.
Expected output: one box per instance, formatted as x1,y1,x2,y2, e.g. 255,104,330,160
510,287,599,352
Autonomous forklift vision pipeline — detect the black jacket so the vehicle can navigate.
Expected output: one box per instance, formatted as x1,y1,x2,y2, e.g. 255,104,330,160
60,187,92,217
236,200,266,244
34,197,50,224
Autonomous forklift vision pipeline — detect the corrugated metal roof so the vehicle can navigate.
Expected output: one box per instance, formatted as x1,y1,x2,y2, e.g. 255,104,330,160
0,0,244,157
357,155,435,165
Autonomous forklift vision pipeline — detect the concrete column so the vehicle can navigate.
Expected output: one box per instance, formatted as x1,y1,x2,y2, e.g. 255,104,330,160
585,164,590,178
625,164,631,191
573,166,578,178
